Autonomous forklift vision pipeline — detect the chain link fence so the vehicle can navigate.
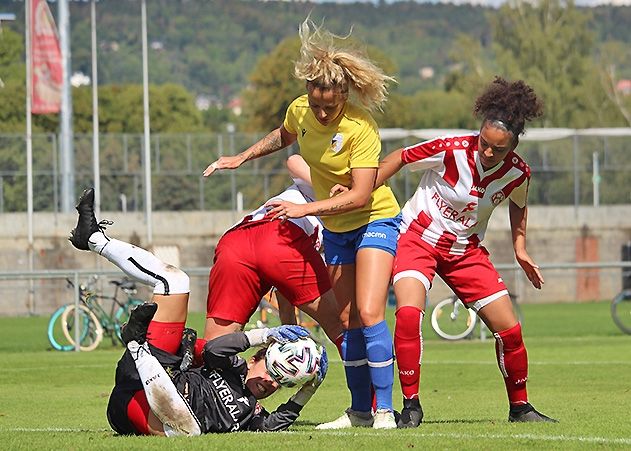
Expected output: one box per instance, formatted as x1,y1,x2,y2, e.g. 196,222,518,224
1,129,631,214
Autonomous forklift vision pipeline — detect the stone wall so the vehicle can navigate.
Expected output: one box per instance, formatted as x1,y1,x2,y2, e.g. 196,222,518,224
1,206,630,315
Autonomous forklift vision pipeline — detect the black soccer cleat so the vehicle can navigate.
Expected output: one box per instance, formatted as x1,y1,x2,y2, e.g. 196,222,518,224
509,403,558,423
68,188,99,251
121,302,158,345
179,327,198,371
397,398,424,428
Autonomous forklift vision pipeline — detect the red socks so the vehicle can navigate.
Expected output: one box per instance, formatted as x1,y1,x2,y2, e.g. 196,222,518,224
394,306,424,400
146,321,185,354
494,322,529,405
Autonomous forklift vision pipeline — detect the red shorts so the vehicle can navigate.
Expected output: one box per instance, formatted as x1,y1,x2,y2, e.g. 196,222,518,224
206,220,331,324
393,229,507,307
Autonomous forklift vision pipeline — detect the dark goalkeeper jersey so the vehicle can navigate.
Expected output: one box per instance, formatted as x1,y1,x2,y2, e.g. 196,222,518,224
107,332,302,435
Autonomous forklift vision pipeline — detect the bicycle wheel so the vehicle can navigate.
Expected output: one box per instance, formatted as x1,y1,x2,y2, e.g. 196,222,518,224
113,298,144,343
47,305,76,351
61,304,104,351
611,290,631,335
431,296,477,340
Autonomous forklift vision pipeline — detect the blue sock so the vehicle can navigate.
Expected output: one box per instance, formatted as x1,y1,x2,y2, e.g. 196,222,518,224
341,328,372,413
363,320,394,411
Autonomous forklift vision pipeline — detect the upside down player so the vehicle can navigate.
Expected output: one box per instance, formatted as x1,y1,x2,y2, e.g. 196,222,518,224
375,77,557,426
68,189,327,436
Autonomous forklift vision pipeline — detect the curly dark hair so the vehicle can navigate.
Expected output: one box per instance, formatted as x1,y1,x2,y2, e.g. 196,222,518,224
473,76,543,136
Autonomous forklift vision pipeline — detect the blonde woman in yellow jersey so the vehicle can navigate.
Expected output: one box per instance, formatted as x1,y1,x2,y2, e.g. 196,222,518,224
204,19,400,429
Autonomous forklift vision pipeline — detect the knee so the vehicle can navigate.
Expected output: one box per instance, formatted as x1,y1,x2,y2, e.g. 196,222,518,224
358,306,384,327
494,323,524,351
153,267,190,295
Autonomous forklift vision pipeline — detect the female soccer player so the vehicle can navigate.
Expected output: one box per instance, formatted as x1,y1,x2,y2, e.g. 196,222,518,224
69,189,326,435
204,154,342,346
374,77,556,426
203,19,401,429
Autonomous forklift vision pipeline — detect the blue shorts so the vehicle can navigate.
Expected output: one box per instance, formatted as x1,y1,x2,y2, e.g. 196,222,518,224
323,215,402,265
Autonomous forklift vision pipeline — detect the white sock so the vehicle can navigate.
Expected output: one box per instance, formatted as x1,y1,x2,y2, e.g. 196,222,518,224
127,341,201,436
88,235,183,295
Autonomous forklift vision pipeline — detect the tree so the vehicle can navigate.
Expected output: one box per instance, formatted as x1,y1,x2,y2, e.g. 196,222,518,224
490,0,595,127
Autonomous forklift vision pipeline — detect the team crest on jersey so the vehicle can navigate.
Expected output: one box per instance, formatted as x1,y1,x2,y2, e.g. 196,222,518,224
330,133,343,153
491,191,505,205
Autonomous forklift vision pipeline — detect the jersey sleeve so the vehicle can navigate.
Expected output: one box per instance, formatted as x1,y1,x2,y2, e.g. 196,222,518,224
283,98,299,135
402,137,450,172
202,332,251,372
349,119,380,169
508,178,529,208
246,400,303,432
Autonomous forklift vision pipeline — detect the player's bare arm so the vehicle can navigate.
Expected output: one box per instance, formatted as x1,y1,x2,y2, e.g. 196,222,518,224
509,200,544,289
267,168,376,219
203,126,297,176
375,148,405,187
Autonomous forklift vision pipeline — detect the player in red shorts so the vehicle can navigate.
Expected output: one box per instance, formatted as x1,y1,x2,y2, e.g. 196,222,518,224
375,77,557,426
204,154,342,349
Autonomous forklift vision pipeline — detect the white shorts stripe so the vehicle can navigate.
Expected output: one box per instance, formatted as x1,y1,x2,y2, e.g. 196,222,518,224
470,289,509,313
393,270,431,294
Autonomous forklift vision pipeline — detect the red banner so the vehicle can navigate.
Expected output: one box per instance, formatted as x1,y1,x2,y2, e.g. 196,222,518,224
31,0,62,114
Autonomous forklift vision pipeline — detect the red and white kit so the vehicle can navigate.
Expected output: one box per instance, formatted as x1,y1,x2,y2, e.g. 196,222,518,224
393,132,530,308
228,178,322,249
207,179,330,324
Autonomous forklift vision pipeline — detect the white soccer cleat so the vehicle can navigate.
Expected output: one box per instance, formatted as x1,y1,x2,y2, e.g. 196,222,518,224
315,408,374,429
372,409,397,430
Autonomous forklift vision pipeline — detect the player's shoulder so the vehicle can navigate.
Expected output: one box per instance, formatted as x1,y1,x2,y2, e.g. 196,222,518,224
342,102,378,129
507,151,531,176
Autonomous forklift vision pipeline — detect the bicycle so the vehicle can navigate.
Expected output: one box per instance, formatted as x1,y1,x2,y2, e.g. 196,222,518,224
430,292,522,341
47,277,144,351
611,289,631,335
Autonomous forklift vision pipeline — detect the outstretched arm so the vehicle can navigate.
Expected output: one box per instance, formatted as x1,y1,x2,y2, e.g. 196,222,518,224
510,200,544,289
203,126,297,176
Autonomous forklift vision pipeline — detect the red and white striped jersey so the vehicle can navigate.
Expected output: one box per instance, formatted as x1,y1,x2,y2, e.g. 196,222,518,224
229,178,323,251
399,132,530,255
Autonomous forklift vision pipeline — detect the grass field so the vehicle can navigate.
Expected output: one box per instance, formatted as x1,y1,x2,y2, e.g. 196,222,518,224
0,301,630,450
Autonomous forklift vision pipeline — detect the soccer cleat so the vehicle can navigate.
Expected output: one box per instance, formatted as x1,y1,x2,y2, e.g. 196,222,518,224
315,408,374,429
509,403,558,423
397,398,423,428
373,409,397,429
68,188,112,251
179,328,198,371
121,302,158,345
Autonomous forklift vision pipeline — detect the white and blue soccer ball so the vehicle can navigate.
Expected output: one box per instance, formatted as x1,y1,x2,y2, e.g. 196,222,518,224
265,337,322,388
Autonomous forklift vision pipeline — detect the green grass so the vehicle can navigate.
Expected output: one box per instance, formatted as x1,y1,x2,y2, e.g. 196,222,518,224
1,302,630,450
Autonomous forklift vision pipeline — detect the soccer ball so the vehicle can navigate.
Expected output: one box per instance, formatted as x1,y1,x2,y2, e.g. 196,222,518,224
265,337,322,388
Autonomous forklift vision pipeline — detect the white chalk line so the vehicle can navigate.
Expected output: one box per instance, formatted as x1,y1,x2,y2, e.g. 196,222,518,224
2,428,631,445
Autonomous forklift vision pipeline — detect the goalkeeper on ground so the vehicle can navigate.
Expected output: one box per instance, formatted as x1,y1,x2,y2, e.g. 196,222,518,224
68,189,327,436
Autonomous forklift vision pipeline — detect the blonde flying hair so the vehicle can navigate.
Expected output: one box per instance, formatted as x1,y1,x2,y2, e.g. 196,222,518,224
294,18,395,111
